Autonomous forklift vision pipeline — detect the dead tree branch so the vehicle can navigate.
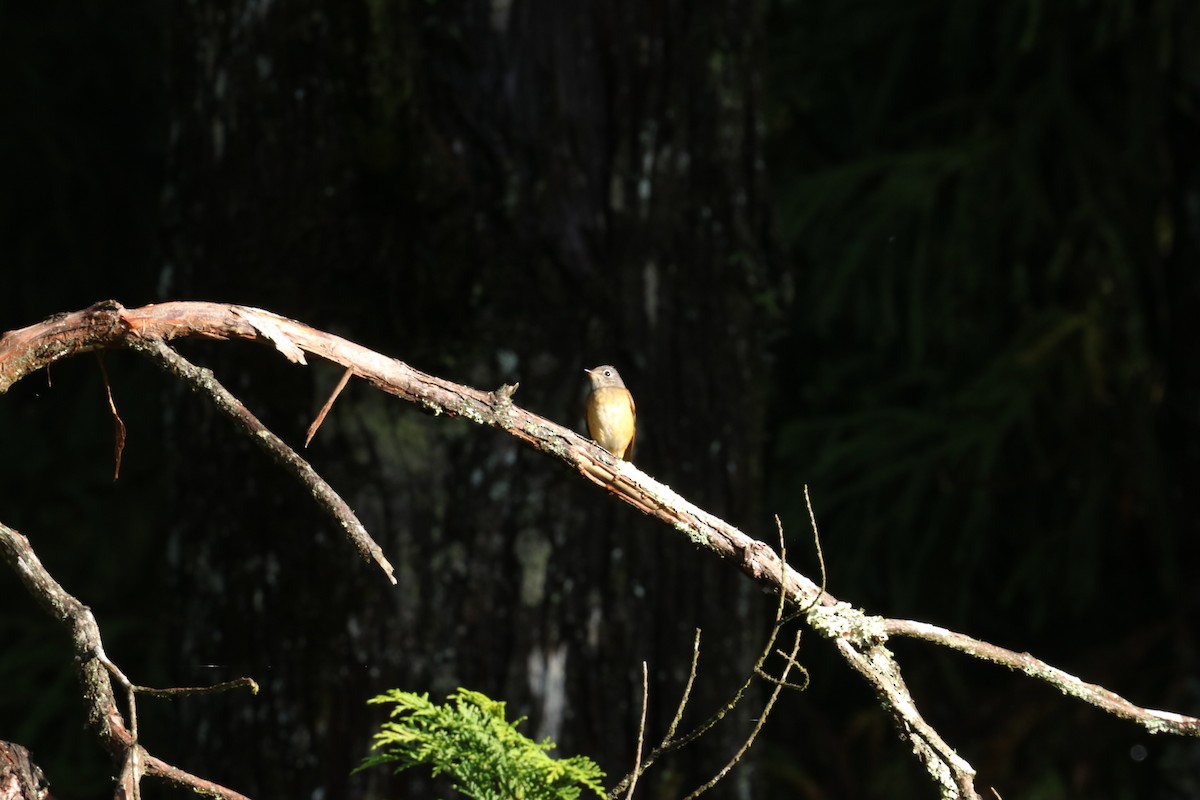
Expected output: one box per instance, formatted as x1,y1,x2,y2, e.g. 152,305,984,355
3,300,1199,799
0,523,253,800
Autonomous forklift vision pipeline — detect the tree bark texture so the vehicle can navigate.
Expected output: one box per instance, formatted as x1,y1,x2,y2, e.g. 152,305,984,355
158,1,778,796
0,742,49,800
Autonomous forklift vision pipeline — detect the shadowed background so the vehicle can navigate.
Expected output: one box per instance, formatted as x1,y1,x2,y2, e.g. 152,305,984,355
2,1,1199,798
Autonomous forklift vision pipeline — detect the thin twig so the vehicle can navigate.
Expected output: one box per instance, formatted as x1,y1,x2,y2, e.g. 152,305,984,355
96,353,127,480
625,662,649,800
685,629,804,799
664,630,702,742
608,518,799,798
135,678,259,698
306,366,352,447
608,630,702,798
801,486,826,610
97,651,142,800
681,518,812,798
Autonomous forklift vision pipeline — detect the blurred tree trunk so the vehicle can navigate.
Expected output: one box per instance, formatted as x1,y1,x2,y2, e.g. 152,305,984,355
159,1,778,797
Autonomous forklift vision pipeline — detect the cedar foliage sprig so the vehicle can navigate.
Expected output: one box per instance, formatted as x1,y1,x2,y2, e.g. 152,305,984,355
357,688,606,800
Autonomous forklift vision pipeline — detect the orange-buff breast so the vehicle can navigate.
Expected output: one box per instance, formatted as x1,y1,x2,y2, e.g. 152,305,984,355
586,386,636,460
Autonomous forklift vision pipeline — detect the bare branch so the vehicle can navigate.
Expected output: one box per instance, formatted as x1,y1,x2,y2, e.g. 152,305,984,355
686,629,804,799
800,487,826,611
135,678,259,699
624,662,649,800
4,300,1199,800
886,618,1200,736
127,334,396,585
664,630,702,743
95,353,127,481
0,522,250,800
609,516,809,798
307,366,352,447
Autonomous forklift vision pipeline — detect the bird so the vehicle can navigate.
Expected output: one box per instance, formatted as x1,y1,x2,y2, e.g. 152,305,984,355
584,365,636,460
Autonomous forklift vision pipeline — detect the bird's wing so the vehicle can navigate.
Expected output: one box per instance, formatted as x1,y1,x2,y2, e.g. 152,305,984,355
624,390,636,460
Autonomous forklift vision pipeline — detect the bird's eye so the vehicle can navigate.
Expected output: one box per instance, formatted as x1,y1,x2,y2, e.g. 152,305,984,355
604,370,612,377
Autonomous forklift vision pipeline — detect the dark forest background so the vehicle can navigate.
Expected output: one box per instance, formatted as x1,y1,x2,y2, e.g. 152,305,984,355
2,0,1199,798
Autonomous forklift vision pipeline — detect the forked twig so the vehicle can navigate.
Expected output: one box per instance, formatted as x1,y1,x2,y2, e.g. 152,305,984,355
0,522,253,800
608,514,816,798
686,629,804,799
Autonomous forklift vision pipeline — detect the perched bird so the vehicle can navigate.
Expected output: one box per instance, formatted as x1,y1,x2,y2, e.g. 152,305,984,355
584,365,637,460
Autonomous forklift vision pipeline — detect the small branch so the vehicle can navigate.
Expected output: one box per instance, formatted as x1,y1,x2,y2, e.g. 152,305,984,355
307,366,352,447
0,522,250,800
609,519,808,799
96,353,127,480
96,650,143,799
800,487,826,610
664,630,702,742
624,662,649,800
136,678,259,698
128,335,396,585
686,629,804,799
681,521,813,798
886,618,1200,736
138,752,252,800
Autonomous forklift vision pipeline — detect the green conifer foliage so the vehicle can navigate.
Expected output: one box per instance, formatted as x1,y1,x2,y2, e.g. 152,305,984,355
358,689,606,800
